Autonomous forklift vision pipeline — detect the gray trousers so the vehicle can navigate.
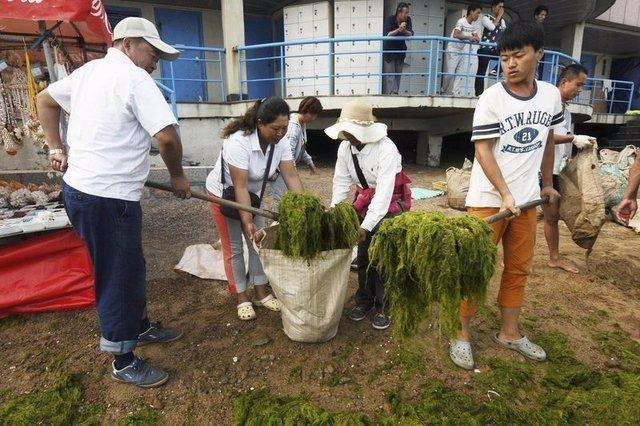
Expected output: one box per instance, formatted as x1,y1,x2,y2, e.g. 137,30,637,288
211,204,268,293
269,174,287,208
383,58,403,95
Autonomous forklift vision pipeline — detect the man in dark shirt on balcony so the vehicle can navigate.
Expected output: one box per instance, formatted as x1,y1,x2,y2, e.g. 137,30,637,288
383,2,413,94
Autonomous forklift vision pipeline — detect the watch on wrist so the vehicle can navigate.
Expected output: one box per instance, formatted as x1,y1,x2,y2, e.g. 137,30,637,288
48,148,65,156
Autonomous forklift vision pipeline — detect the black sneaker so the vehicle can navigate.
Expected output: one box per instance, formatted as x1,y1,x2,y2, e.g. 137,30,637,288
138,321,183,345
347,305,372,322
372,313,391,330
111,357,169,388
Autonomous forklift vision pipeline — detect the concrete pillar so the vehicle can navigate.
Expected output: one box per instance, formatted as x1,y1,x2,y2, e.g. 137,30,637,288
416,132,444,167
427,135,443,167
560,21,585,61
416,132,429,165
221,0,245,100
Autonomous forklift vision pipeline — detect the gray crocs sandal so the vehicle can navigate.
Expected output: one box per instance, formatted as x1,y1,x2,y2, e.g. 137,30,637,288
449,339,475,370
492,333,547,361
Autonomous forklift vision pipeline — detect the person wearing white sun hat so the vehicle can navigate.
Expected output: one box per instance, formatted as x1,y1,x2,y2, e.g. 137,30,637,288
36,16,188,388
326,100,412,330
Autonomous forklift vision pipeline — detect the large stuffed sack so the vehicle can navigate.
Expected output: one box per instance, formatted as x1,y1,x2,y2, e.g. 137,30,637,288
445,167,471,211
258,225,351,343
558,145,606,251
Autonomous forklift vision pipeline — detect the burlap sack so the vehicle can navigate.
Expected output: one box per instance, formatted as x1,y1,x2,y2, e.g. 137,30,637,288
558,146,606,250
446,167,471,211
258,226,351,343
598,145,637,209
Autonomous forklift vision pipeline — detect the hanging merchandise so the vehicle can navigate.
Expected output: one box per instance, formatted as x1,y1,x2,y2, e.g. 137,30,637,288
0,63,24,156
24,50,47,150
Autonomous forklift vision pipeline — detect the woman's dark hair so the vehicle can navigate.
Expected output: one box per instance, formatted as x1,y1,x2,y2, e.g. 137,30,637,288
467,3,482,14
396,2,409,14
298,96,323,115
534,5,549,17
491,0,504,6
220,97,290,139
497,21,544,53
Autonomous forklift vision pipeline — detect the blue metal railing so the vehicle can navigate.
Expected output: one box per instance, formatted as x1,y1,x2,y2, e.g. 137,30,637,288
156,44,226,103
235,35,635,113
154,81,178,118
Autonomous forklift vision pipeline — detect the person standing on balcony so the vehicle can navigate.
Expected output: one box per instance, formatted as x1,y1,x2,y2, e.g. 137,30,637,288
382,2,413,95
542,64,594,274
270,96,323,206
534,5,549,80
450,22,563,370
534,5,549,23
36,17,190,388
475,0,506,96
444,4,482,97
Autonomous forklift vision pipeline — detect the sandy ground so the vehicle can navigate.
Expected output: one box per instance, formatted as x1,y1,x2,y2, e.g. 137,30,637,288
1,164,639,423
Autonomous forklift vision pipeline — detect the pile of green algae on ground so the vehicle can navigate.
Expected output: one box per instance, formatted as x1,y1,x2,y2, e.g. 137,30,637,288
233,329,640,425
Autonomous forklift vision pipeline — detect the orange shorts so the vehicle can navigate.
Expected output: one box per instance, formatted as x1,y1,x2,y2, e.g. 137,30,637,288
460,207,537,317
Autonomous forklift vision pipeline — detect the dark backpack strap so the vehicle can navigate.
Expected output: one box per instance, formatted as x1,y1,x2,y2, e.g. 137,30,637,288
220,147,226,185
351,152,369,189
258,144,275,206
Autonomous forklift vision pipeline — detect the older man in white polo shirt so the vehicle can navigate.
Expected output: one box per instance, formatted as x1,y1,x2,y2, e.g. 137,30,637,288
37,17,190,388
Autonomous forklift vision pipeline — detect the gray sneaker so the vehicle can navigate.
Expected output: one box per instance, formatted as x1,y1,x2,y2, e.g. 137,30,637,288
372,313,391,330
347,305,372,322
111,357,169,388
138,321,183,345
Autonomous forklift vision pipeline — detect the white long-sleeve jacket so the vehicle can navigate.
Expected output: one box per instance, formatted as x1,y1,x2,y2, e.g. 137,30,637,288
330,137,402,231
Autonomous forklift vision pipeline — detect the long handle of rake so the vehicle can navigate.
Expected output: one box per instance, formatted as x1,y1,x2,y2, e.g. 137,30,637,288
484,197,549,224
145,181,279,221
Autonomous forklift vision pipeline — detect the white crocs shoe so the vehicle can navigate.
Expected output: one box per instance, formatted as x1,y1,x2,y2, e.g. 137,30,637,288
449,339,475,370
492,333,547,361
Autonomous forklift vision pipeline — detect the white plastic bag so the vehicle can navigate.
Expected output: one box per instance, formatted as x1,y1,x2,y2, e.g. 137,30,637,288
258,226,352,343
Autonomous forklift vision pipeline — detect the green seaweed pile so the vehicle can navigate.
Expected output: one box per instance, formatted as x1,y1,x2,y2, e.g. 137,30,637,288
233,330,640,425
0,374,103,424
369,211,497,337
275,192,359,259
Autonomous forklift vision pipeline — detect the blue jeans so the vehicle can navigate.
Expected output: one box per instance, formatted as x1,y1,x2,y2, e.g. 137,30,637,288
62,183,147,354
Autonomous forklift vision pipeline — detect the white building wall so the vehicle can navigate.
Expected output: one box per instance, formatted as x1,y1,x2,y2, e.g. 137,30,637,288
597,0,640,27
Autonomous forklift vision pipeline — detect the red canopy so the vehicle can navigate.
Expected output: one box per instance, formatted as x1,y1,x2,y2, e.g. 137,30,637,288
0,0,113,44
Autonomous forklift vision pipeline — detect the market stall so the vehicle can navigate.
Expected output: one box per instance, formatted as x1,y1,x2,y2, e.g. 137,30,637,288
0,1,113,317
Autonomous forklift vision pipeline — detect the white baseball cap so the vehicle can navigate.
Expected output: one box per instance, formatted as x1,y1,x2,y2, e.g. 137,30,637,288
113,17,180,61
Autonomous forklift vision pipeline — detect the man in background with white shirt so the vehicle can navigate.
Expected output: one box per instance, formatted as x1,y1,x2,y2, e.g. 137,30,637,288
37,17,190,388
443,4,482,96
543,64,594,274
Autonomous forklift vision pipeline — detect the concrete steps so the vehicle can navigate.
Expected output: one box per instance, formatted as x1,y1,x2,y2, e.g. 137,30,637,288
604,119,640,149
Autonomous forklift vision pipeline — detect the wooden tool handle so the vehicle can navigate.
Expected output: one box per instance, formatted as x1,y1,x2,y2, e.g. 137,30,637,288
145,181,279,221
484,198,549,224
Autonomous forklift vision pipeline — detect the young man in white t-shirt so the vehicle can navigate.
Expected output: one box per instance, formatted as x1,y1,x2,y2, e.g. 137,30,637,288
444,4,482,96
543,64,595,274
450,22,563,370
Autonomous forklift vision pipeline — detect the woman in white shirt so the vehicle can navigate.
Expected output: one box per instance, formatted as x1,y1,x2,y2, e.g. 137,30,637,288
206,97,304,320
270,96,323,205
325,100,410,331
